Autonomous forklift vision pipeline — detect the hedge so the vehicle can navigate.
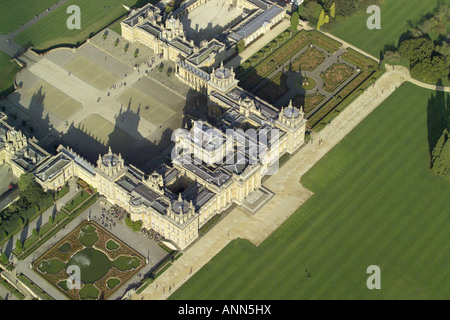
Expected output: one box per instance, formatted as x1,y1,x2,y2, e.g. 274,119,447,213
0,277,25,300
17,273,54,300
14,194,98,260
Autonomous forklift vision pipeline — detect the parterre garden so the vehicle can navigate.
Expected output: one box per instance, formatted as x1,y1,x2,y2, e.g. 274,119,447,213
291,47,326,72
255,72,287,104
236,29,342,90
292,92,325,114
33,220,145,300
305,48,382,131
236,29,382,131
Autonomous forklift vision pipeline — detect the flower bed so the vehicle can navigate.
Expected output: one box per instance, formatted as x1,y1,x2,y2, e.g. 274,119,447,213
321,63,355,92
293,93,325,114
292,47,326,72
238,30,341,90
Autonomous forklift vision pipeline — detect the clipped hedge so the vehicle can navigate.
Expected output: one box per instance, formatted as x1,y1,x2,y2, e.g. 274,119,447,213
17,273,54,300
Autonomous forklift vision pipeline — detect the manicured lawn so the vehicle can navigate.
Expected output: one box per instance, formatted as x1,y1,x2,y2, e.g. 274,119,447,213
170,83,450,300
79,283,99,300
297,76,316,91
106,240,120,251
0,52,21,96
107,278,120,290
0,0,59,34
327,0,441,59
68,248,112,283
14,0,143,51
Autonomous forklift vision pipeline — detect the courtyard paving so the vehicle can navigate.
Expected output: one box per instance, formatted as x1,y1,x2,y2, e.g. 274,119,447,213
179,0,245,44
6,39,199,169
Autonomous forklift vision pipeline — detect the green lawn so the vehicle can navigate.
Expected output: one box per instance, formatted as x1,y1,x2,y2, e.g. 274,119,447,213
0,52,21,96
170,83,450,300
328,0,441,59
0,0,60,34
14,0,145,51
64,190,89,212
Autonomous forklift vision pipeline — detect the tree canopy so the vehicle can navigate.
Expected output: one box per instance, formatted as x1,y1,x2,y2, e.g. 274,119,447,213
18,173,43,205
398,36,449,83
291,11,300,31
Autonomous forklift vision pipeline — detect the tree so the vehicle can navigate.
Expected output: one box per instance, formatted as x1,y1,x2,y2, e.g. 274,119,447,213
317,9,325,30
32,228,38,238
236,39,246,54
300,1,323,26
411,55,448,83
291,11,299,31
335,0,359,17
125,217,143,232
431,129,450,178
398,36,448,82
16,239,23,253
0,253,8,265
165,5,173,14
398,37,434,64
49,216,54,224
18,174,43,205
330,2,336,18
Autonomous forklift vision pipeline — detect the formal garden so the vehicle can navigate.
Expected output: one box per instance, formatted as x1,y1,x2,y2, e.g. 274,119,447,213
291,47,326,72
255,72,288,104
292,92,325,114
33,220,145,300
235,28,383,131
11,179,99,261
320,63,355,92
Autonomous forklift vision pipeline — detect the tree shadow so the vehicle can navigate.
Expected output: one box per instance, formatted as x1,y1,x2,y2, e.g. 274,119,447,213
19,222,29,243
4,236,14,256
35,212,42,232
427,79,450,160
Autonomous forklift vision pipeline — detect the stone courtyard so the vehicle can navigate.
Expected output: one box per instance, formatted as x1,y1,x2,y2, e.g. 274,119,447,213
179,0,246,44
7,30,204,172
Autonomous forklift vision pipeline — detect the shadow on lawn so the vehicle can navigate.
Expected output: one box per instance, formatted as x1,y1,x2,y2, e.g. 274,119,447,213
426,79,450,161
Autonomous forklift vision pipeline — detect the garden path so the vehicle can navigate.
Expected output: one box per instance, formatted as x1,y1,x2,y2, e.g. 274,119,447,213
134,66,408,301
